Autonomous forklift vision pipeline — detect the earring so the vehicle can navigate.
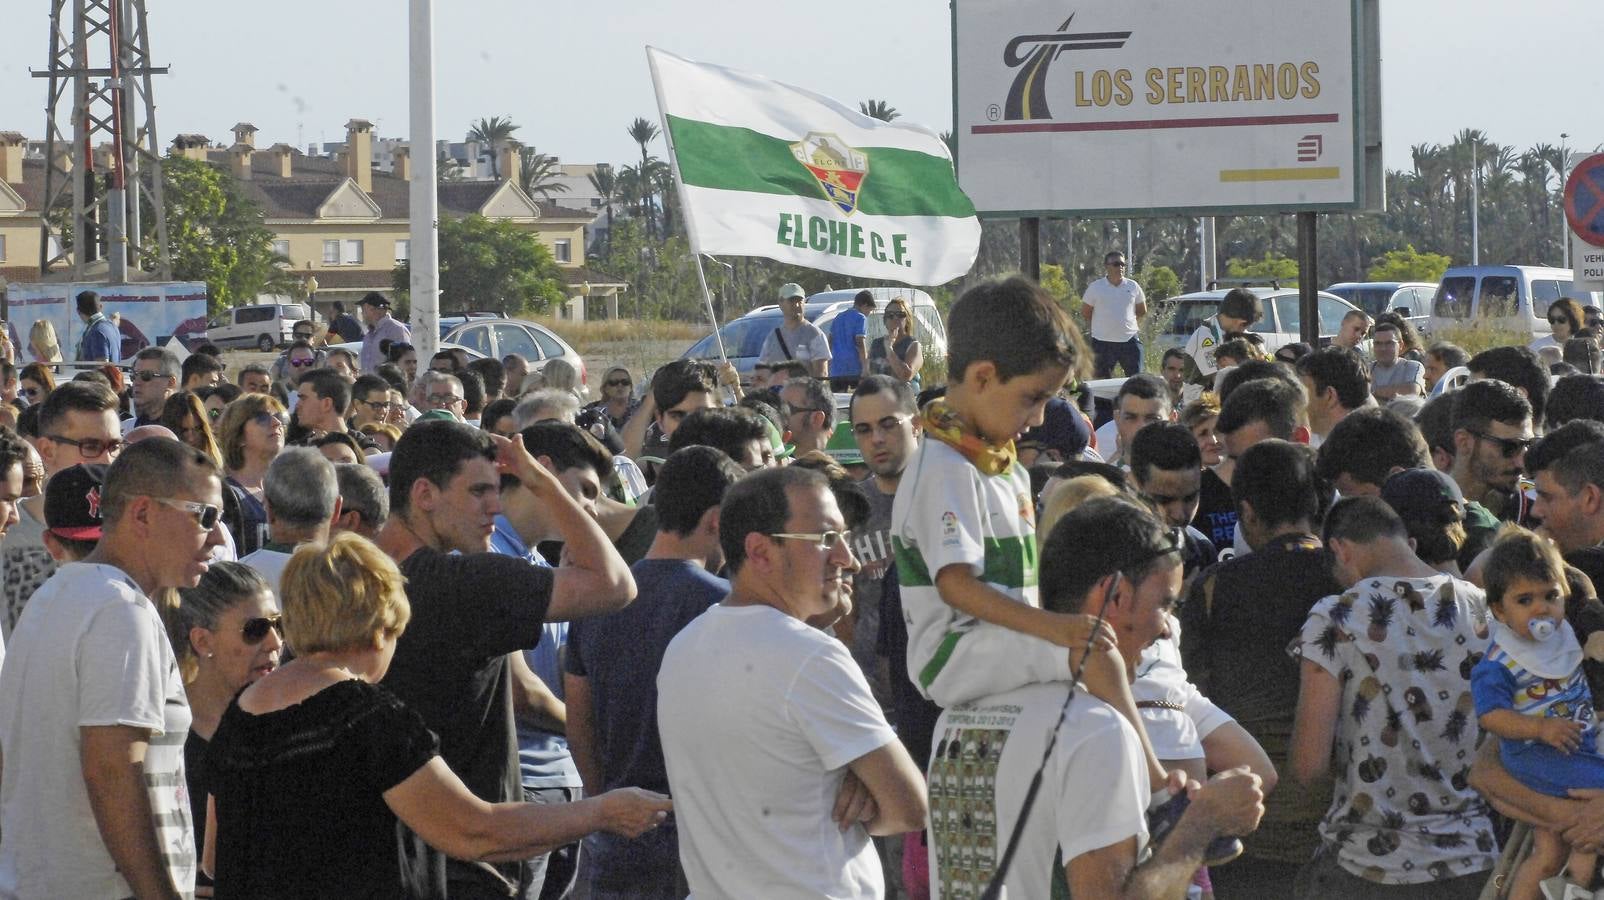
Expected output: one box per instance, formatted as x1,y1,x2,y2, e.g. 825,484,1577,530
205,652,215,659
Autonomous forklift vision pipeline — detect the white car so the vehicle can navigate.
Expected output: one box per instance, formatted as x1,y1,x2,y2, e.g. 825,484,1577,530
442,318,588,397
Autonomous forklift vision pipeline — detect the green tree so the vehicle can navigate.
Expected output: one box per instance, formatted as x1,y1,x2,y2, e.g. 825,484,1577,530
1038,263,1072,304
858,100,900,122
468,116,520,178
1134,264,1181,303
1224,253,1299,285
154,156,295,314
392,214,566,316
588,163,618,258
626,117,661,238
517,146,570,201
1367,244,1451,283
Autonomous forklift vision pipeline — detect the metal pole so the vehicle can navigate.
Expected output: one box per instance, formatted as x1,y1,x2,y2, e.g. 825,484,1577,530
1297,211,1319,345
1125,218,1133,266
1470,143,1480,267
1561,134,1570,269
407,0,440,362
1019,217,1040,282
105,0,127,283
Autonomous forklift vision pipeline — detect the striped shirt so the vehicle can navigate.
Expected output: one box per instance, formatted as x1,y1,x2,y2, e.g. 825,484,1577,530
890,439,1071,709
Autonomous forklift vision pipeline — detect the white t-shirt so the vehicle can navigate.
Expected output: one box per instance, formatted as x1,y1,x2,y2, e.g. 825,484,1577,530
657,604,897,899
928,683,1149,899
1082,276,1148,343
0,562,196,898
758,320,832,367
891,439,1071,708
1132,629,1234,761
238,546,294,599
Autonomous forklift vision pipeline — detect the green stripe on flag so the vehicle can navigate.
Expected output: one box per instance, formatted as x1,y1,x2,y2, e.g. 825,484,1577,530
667,115,975,219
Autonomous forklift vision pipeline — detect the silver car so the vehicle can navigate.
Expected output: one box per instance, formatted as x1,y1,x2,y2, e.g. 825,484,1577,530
443,318,588,396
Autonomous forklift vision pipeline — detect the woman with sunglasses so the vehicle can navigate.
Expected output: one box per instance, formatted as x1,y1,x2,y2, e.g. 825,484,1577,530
868,297,924,391
217,394,288,557
165,562,282,899
17,362,54,407
588,366,638,430
1532,298,1589,356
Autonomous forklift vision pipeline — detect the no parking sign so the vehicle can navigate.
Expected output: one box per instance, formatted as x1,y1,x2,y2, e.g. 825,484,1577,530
1567,154,1604,289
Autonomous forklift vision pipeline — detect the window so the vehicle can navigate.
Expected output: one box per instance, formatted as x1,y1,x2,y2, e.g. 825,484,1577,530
590,198,602,208
0,234,7,262
1476,277,1518,318
552,239,571,264
455,325,491,356
342,240,365,265
394,239,410,263
496,324,540,360
322,240,340,265
1434,277,1475,318
271,240,290,259
237,306,273,324
1532,280,1565,309
1318,297,1353,336
532,328,566,360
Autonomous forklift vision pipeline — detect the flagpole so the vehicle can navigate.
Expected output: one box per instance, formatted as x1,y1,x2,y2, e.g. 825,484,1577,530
646,47,727,366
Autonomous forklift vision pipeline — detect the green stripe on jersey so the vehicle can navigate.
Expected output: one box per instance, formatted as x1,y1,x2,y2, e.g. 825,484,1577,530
893,536,933,587
892,535,1037,590
919,631,964,690
666,115,975,219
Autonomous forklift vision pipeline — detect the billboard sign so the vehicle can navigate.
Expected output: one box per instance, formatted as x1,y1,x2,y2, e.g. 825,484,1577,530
5,282,209,358
954,0,1381,216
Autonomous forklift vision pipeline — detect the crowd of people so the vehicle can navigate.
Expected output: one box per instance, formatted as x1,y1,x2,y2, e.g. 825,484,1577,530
0,273,1600,900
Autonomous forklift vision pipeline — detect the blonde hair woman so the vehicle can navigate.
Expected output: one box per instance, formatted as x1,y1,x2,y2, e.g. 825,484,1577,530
159,391,223,467
217,393,287,556
869,297,924,390
28,320,62,364
200,534,671,897
540,358,581,401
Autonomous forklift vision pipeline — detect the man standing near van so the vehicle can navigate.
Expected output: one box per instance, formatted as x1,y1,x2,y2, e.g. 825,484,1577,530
828,291,874,391
357,293,410,373
758,283,831,379
75,291,122,364
1081,251,1147,378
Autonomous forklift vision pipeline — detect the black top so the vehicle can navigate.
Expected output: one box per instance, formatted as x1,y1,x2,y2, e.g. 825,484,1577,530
206,680,438,899
612,503,659,566
184,731,212,890
1191,467,1237,550
868,335,917,378
379,547,552,893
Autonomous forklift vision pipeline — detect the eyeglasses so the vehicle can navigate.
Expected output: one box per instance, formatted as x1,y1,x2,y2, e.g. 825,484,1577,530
426,393,464,406
149,496,221,531
770,530,852,551
133,370,170,383
605,379,632,388
252,411,288,429
884,311,907,320
361,399,391,413
241,614,283,645
1468,429,1533,459
45,434,123,457
289,358,316,368
1550,316,1572,326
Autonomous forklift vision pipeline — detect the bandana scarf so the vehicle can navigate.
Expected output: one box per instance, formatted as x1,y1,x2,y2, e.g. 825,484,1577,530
920,398,1016,476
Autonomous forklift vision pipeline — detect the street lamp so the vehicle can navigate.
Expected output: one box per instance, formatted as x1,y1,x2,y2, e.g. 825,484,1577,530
1561,133,1571,269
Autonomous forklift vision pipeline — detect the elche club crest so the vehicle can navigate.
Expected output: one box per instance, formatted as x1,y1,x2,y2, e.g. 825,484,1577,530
790,132,868,216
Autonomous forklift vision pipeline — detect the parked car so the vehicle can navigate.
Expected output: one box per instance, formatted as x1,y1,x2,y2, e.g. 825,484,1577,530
436,312,501,339
1427,265,1604,340
1153,287,1361,355
330,339,486,365
206,302,314,351
681,287,948,384
442,318,588,396
1324,282,1436,334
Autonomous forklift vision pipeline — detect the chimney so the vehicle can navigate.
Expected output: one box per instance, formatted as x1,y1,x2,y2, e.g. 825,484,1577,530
393,144,411,181
0,132,24,185
343,118,373,192
498,141,521,183
267,142,294,178
95,143,117,172
228,143,252,180
171,134,211,162
231,122,258,149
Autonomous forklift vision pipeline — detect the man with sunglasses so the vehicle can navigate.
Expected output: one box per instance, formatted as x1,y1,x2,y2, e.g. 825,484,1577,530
270,328,327,382
1081,251,1148,379
779,375,834,456
1449,379,1533,531
0,437,226,899
124,346,180,433
237,448,338,600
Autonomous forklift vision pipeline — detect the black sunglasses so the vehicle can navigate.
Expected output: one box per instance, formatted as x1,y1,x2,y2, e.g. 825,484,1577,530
1468,429,1532,459
133,370,170,383
241,614,284,645
605,379,632,388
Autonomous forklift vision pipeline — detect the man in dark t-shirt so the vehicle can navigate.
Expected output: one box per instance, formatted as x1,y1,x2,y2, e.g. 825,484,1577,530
377,421,636,899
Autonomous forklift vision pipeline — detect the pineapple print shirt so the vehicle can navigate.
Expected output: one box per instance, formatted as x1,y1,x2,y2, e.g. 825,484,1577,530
1292,574,1497,885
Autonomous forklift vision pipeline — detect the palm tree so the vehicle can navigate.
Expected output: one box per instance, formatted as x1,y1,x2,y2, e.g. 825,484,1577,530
859,100,900,122
589,163,617,257
517,147,570,202
468,116,520,179
626,117,660,238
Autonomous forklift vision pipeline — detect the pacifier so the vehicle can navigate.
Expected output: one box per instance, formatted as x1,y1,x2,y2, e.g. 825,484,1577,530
1528,617,1558,641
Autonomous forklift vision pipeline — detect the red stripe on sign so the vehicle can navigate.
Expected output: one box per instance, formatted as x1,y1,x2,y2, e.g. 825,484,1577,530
971,112,1341,134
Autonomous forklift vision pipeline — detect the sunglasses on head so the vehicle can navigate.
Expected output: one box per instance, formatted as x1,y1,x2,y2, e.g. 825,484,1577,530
241,614,283,645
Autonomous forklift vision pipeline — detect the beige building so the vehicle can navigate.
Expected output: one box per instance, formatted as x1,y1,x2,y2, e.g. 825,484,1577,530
0,132,47,287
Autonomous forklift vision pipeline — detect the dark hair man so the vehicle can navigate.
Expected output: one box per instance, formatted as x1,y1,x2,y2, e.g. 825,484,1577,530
75,290,122,363
1295,347,1369,443
1415,392,1458,473
236,364,272,396
1424,342,1470,393
128,347,180,431
1370,323,1424,402
780,376,835,456
758,282,831,379
622,360,718,461
467,357,507,404
181,352,226,392
657,466,926,897
1128,422,1215,576
1181,287,1262,394
376,421,634,896
563,446,744,895
328,299,364,343
1082,250,1149,379
1546,374,1604,429
292,368,353,439
1527,421,1604,557
0,438,224,896
1160,347,1188,406
1450,378,1532,517
828,290,876,390
1469,345,1550,430
357,292,410,373
1097,372,1172,467
1314,407,1430,497
668,406,771,471
348,374,394,429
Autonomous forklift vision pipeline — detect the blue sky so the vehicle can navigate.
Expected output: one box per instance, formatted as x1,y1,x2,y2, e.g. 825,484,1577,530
1,0,1599,178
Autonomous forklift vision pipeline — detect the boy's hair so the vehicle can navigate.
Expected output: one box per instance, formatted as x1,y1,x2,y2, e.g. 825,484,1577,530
1040,497,1176,614
1469,346,1550,427
1233,440,1322,530
388,421,496,517
1484,526,1568,608
1128,422,1200,486
668,407,770,459
458,370,485,418
1213,338,1257,367
352,374,391,404
466,357,507,399
1217,288,1262,324
1525,420,1604,479
655,446,745,537
1216,377,1305,440
1161,347,1187,367
1451,378,1531,436
786,376,835,430
947,276,1079,383
652,359,718,412
1179,396,1220,430
1547,375,1604,429
1315,407,1430,489
518,421,613,483
37,381,119,436
1322,495,1408,545
1295,347,1370,410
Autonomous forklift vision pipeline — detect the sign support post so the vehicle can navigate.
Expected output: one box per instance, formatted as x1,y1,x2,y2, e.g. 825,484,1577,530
1297,212,1319,345
1020,217,1040,281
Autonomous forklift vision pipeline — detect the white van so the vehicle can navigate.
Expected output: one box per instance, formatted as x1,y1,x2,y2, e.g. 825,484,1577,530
1427,266,1603,339
205,301,314,352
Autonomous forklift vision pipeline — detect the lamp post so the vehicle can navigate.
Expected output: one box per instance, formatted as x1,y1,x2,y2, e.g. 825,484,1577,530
1561,133,1570,269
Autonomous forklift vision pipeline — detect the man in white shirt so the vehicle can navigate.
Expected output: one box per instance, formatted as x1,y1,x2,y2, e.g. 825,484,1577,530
657,466,927,898
238,448,339,598
758,283,832,378
0,438,226,899
1081,251,1148,378
1369,323,1425,402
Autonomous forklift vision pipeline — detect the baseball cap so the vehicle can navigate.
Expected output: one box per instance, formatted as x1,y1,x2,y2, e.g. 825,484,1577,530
1380,467,1464,522
1018,398,1090,458
778,283,806,301
45,463,108,542
358,293,391,309
416,409,458,423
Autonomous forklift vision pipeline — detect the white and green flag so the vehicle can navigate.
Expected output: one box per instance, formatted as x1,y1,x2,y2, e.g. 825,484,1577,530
647,47,980,286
